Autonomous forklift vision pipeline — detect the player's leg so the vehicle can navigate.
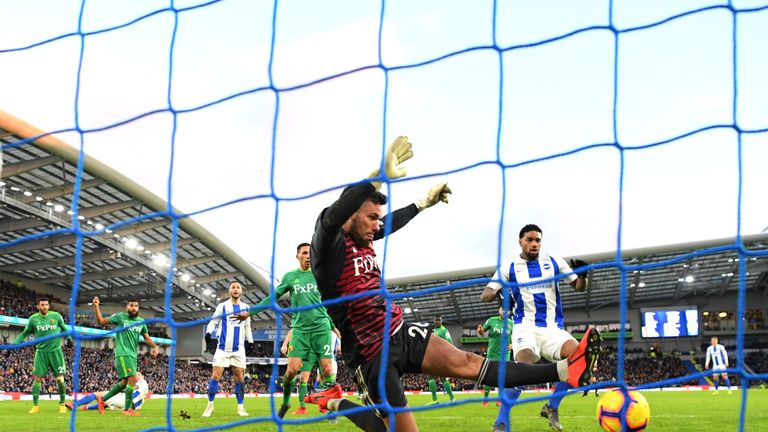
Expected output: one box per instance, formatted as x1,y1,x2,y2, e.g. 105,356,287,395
203,350,226,417
295,368,311,415
442,377,455,402
541,330,580,432
119,357,140,415
482,385,492,406
233,365,248,416
279,356,303,418
722,372,732,393
426,376,439,404
49,349,68,412
30,350,48,413
712,372,720,393
315,329,338,389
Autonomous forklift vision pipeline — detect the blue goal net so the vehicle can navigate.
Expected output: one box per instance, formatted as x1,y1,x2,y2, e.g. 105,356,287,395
2,1,768,431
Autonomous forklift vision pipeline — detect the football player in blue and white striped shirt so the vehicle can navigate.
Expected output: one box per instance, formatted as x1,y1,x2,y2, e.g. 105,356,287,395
481,224,595,432
202,281,254,418
705,336,732,394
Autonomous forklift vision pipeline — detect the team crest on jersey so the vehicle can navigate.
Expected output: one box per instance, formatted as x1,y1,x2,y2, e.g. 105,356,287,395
542,263,551,270
50,319,55,323
288,346,294,352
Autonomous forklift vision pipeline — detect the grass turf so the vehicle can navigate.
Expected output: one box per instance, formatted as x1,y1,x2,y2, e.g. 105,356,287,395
1,390,767,431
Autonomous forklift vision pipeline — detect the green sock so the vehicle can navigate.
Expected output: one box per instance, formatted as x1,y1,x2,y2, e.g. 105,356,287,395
123,385,135,411
322,374,337,388
103,382,125,401
428,378,438,401
57,379,67,404
282,378,294,407
32,381,41,406
443,379,454,401
299,382,308,408
484,385,491,399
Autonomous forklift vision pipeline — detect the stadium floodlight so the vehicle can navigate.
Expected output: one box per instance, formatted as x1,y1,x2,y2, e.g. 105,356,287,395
95,223,104,230
23,190,32,196
77,215,85,220
0,181,4,186
181,274,191,282
10,186,20,191
203,288,212,295
86,220,93,225
67,210,74,215
638,282,646,288
684,275,695,283
404,307,412,314
190,279,196,284
45,201,53,206
153,255,167,266
53,204,64,212
35,196,43,201
718,312,728,318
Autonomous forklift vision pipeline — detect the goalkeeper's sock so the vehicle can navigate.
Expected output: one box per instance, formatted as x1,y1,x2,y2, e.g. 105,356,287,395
282,377,294,407
103,382,125,401
477,359,560,389
427,378,438,402
123,385,135,411
322,374,337,388
56,378,67,404
483,385,492,399
442,379,454,401
334,399,387,432
299,382,307,408
234,382,244,405
207,379,219,402
32,381,41,406
75,393,97,407
724,377,732,389
548,382,572,409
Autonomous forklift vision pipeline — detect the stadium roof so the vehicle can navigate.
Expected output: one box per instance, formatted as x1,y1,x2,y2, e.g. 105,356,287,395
387,233,768,325
0,110,276,321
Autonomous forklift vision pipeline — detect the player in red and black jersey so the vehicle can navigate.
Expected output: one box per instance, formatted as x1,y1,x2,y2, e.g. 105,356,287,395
306,137,602,432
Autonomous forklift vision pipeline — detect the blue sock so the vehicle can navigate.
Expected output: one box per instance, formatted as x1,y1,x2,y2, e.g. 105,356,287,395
75,393,97,407
235,382,244,404
714,378,719,390
548,382,572,410
494,388,522,427
724,377,731,389
208,379,219,402
85,403,100,410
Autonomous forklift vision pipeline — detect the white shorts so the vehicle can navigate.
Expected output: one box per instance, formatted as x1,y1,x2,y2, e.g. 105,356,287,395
213,349,247,369
712,365,727,373
511,324,577,363
106,395,144,411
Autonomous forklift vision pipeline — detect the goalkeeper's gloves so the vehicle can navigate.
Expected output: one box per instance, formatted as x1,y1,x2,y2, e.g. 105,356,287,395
65,338,74,348
245,341,256,357
204,333,218,354
570,258,589,279
416,182,452,211
368,136,414,190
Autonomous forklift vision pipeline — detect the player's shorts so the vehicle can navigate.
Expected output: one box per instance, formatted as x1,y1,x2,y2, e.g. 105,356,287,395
212,348,247,369
115,355,138,380
354,322,431,418
511,324,576,363
33,349,66,376
712,365,727,373
288,329,333,361
300,350,318,373
106,394,145,411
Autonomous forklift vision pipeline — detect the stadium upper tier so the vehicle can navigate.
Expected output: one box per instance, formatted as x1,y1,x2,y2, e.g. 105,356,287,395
0,110,274,321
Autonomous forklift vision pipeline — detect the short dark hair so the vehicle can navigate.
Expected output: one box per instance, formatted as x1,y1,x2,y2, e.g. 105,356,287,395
126,298,140,305
435,316,442,321
340,185,388,206
37,298,49,305
297,242,310,253
519,224,542,239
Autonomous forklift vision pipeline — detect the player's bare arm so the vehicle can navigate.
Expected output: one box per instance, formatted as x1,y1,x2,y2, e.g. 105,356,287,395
143,333,159,357
92,296,109,326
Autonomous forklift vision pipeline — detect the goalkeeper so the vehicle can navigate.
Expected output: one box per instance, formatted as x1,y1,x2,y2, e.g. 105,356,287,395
304,137,601,432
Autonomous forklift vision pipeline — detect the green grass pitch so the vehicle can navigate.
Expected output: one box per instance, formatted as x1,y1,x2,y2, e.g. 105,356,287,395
1,390,767,431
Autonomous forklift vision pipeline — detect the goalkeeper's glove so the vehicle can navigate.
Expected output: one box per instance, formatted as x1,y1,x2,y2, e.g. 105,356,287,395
245,341,256,357
416,182,452,211
204,333,218,354
65,338,74,348
570,258,589,279
369,136,414,190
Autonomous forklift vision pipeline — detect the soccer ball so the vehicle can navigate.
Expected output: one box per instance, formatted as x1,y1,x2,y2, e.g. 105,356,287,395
596,389,650,432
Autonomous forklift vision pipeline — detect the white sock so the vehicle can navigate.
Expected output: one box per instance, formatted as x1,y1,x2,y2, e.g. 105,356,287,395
556,360,569,382
327,398,342,412
238,404,245,410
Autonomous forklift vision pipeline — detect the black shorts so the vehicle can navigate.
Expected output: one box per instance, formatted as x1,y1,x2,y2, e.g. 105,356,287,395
354,322,432,417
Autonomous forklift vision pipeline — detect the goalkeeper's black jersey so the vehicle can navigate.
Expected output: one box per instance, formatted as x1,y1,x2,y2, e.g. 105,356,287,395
311,182,418,368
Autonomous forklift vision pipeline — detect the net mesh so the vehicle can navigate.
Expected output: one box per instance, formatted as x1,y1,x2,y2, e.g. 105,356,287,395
2,1,768,431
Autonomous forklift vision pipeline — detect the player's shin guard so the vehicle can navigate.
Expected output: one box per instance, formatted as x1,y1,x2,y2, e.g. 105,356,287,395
443,379,454,401
235,382,245,405
495,388,521,427
56,377,67,404
477,359,560,389
103,382,125,401
123,385,135,411
323,374,337,388
282,378,294,407
428,378,438,401
207,379,219,402
548,382,572,409
32,381,41,405
337,399,387,432
299,382,308,408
